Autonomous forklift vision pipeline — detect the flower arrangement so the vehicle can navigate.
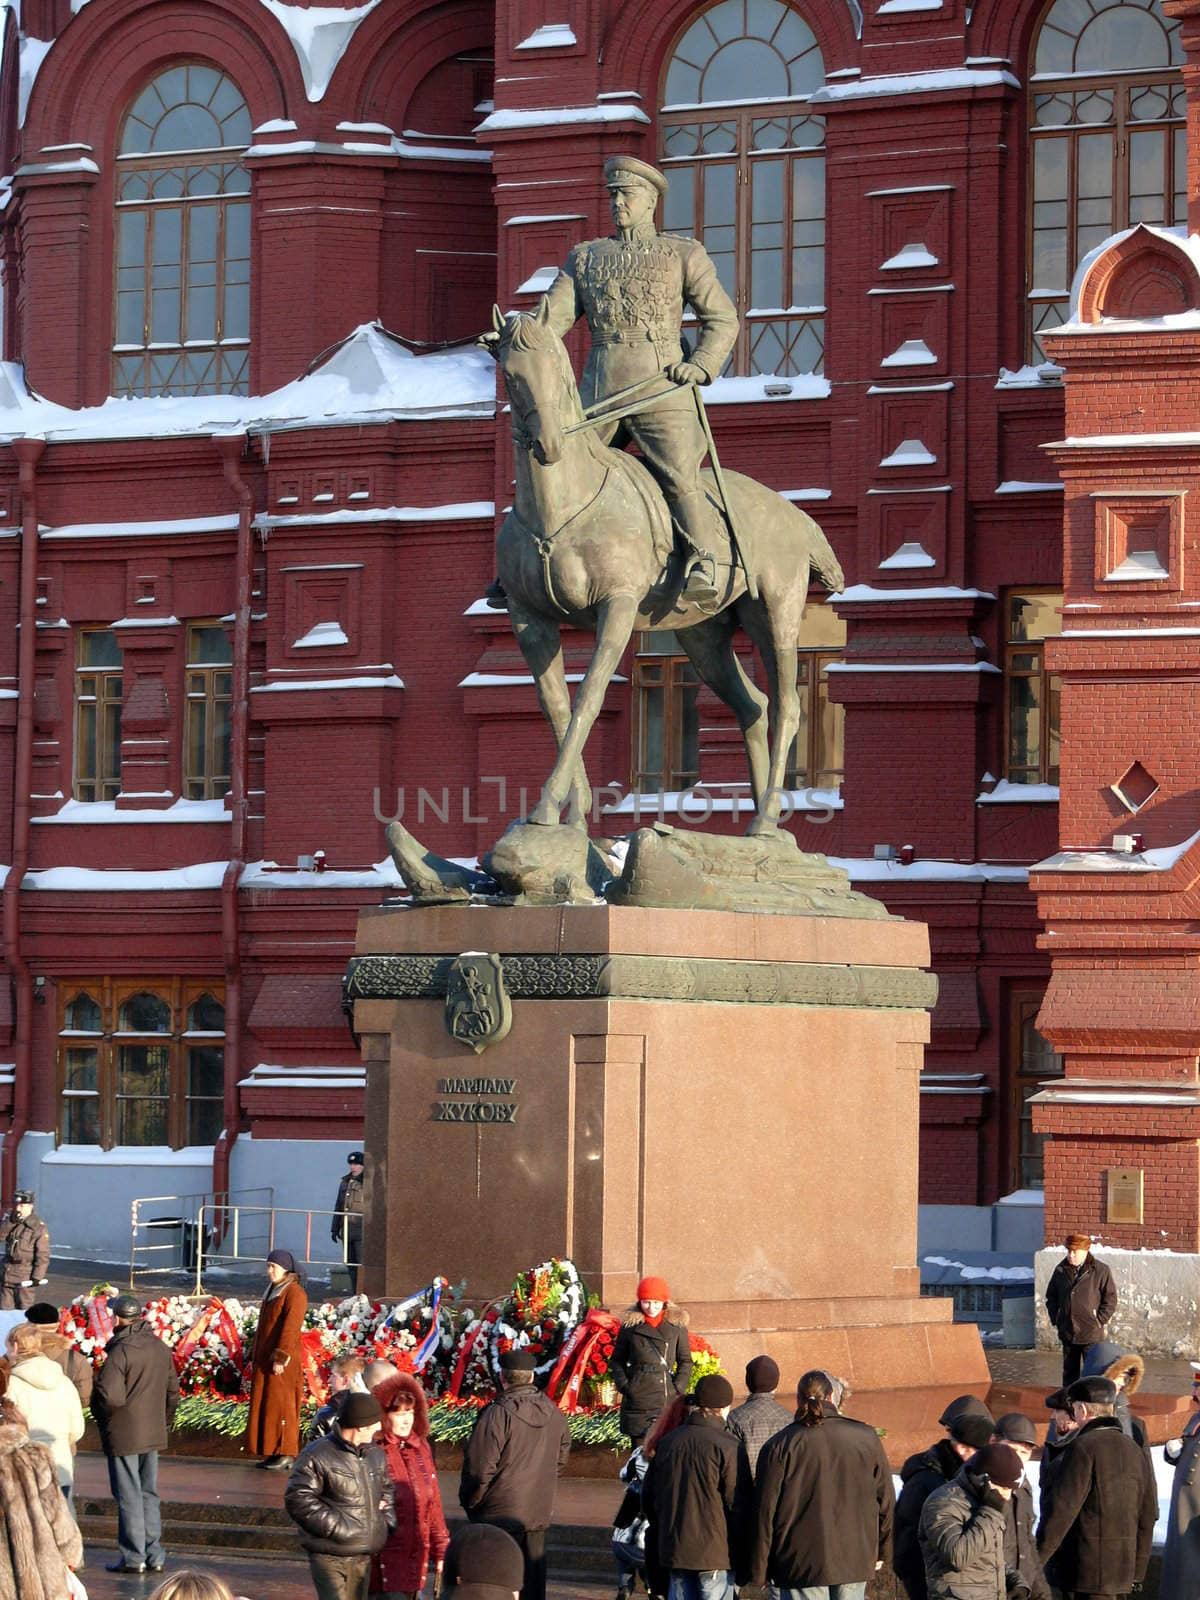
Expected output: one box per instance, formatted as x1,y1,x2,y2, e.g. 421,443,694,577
57,1259,722,1446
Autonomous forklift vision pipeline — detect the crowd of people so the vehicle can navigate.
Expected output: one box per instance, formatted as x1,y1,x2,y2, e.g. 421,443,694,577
2,1241,1199,1600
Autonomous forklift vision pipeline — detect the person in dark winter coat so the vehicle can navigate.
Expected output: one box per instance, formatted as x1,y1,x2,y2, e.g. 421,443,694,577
992,1415,1050,1600
91,1292,181,1575
894,1412,995,1600
1078,1340,1149,1450
750,1369,894,1598
246,1249,307,1469
1162,1361,1200,1600
445,1522,526,1600
640,1394,693,1600
0,1192,50,1312
645,1374,751,1600
23,1304,92,1409
727,1356,792,1480
286,1391,396,1600
1044,1235,1118,1388
1035,1388,1077,1594
919,1443,1025,1600
333,1152,366,1293
611,1276,692,1445
459,1349,571,1600
1035,1375,1157,1600
371,1372,449,1600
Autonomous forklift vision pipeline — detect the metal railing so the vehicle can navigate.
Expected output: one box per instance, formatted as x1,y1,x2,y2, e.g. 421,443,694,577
193,1202,360,1296
129,1188,275,1292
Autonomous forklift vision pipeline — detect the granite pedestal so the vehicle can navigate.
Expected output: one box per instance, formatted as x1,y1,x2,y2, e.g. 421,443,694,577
347,903,988,1391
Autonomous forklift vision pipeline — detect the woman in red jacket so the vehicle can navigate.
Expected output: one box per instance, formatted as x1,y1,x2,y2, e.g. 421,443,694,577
371,1372,449,1600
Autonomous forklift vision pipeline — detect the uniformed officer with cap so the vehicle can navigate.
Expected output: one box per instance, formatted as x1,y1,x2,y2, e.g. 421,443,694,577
0,1187,50,1309
490,154,739,607
333,1150,365,1292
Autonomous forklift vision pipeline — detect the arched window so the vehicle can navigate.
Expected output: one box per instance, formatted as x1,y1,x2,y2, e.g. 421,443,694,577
114,64,252,397
1028,0,1185,359
660,0,826,377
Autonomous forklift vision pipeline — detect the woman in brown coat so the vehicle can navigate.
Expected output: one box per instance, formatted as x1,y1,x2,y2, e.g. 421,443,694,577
245,1248,307,1470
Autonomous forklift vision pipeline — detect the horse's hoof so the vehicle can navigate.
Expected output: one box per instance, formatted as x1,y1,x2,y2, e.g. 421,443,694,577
746,818,781,840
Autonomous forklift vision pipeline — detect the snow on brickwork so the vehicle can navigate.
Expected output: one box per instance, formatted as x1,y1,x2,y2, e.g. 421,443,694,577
810,66,1020,104
515,23,578,49
996,363,1063,388
880,243,939,271
476,104,651,132
255,501,494,529
0,324,494,444
24,862,229,890
1034,826,1200,875
32,798,230,824
18,35,53,126
878,542,936,569
831,584,996,602
976,781,1060,804
257,0,382,102
705,373,830,403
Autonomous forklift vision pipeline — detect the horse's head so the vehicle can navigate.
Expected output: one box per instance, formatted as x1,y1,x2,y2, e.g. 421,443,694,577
490,300,577,467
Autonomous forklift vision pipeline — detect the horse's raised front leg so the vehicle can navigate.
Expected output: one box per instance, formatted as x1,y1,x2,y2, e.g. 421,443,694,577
531,592,639,826
508,601,592,824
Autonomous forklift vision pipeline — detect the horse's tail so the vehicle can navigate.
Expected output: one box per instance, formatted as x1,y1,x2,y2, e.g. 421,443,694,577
808,521,845,593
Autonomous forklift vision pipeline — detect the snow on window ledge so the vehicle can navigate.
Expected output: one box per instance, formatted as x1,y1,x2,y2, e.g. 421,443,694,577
515,23,578,49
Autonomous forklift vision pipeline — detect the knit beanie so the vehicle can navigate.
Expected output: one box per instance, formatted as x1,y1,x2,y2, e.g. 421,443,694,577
745,1355,780,1393
447,1524,525,1591
637,1276,670,1303
340,1392,383,1429
694,1374,734,1410
24,1303,59,1326
966,1442,1024,1490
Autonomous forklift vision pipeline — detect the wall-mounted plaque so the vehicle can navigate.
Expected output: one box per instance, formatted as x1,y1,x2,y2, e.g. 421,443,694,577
1106,1167,1144,1225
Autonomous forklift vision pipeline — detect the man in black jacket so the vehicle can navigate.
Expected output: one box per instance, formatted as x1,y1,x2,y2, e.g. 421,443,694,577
1036,1375,1157,1600
1044,1234,1118,1388
893,1412,995,1599
92,1292,181,1575
287,1391,394,1600
646,1373,751,1600
751,1370,893,1598
460,1348,571,1600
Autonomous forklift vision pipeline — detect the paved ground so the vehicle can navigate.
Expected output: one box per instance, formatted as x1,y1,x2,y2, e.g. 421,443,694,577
82,1550,610,1600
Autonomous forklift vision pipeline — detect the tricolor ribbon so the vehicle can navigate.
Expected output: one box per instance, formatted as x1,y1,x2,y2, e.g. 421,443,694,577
411,1277,445,1370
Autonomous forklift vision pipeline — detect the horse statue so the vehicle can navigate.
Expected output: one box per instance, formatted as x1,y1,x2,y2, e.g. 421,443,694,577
489,299,844,840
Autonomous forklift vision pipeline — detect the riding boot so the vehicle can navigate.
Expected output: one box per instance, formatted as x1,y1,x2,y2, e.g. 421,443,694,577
484,576,509,610
671,490,721,604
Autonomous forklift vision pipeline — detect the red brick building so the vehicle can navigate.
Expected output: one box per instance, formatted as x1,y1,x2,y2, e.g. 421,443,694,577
0,0,1187,1262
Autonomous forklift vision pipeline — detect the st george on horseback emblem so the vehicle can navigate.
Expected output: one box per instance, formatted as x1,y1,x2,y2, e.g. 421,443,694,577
481,154,844,840
445,953,513,1054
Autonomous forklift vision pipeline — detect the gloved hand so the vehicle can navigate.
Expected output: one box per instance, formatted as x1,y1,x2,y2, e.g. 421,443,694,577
1006,1581,1032,1600
666,361,708,386
20,1280,33,1288
37,1278,47,1286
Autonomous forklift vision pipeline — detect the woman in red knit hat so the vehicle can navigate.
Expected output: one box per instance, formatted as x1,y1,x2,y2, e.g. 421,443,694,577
610,1275,692,1446
370,1372,449,1600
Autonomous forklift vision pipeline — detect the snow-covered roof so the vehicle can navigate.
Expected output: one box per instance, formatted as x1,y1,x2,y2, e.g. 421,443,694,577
0,323,495,446
809,66,1020,105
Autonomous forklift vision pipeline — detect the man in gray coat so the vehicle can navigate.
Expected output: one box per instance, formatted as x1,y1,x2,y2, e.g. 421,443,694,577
919,1443,1025,1600
728,1356,792,1479
1163,1362,1200,1598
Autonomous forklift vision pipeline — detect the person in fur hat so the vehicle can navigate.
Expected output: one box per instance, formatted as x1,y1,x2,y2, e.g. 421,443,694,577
0,1394,83,1600
371,1371,449,1600
1078,1339,1149,1452
611,1278,692,1445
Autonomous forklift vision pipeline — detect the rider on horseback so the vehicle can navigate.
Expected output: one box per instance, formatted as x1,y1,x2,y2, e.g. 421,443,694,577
486,155,739,609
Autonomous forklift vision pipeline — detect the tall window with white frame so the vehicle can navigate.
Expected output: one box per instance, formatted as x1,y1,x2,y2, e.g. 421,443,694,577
659,0,826,377
1028,0,1185,361
57,982,225,1150
114,63,252,396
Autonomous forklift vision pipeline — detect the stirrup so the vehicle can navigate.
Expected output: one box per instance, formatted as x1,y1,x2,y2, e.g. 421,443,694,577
483,577,509,611
680,556,719,605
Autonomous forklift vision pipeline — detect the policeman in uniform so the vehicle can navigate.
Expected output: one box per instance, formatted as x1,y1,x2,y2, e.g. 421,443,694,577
490,155,739,606
332,1150,365,1292
0,1189,50,1310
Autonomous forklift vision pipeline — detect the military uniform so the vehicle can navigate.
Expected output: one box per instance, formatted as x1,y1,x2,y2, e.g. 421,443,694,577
332,1156,364,1291
0,1198,50,1310
535,157,739,592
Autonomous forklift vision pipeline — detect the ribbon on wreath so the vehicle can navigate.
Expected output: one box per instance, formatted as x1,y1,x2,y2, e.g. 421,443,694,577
86,1292,116,1349
447,1299,503,1399
299,1329,330,1403
545,1308,620,1413
383,1276,448,1372
173,1296,244,1376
